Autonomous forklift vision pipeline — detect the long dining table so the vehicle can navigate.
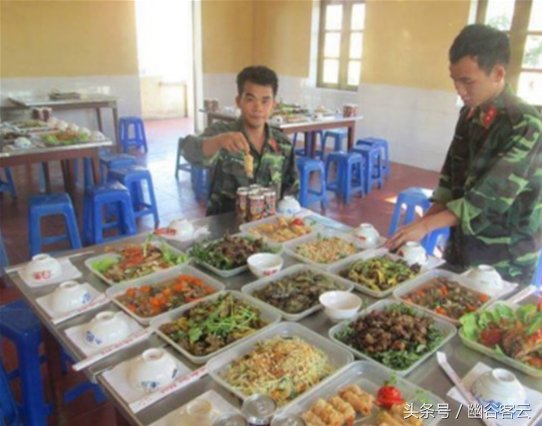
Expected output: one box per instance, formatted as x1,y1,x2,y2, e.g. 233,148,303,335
0,138,113,193
4,212,542,426
203,110,364,155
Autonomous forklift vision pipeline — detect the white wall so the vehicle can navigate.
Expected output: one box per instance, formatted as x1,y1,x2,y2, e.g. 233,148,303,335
1,75,142,141
202,73,460,171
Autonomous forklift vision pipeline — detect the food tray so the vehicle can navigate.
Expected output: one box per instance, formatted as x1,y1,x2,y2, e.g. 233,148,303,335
276,361,444,426
84,241,187,287
505,284,541,306
328,248,434,298
284,230,369,270
190,232,282,278
105,265,225,326
207,321,353,412
241,264,354,321
393,269,494,325
458,301,542,378
329,300,456,376
239,214,317,244
150,290,281,364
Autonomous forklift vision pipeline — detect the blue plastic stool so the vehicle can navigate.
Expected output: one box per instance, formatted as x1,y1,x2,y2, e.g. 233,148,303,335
107,166,159,226
0,167,17,198
190,166,210,202
325,151,364,204
28,193,82,257
423,226,450,256
293,131,325,158
175,137,192,178
0,358,20,426
351,145,385,194
0,300,49,426
99,152,137,184
356,137,390,177
323,129,348,152
388,187,432,236
83,181,137,245
119,117,148,153
72,158,95,190
296,157,328,209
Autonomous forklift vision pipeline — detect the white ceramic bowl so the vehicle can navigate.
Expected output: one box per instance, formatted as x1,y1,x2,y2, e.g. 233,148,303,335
23,253,62,282
14,137,32,149
472,368,527,408
84,311,130,347
90,130,105,141
398,241,427,266
466,265,503,294
353,223,380,248
277,196,301,216
247,253,283,278
50,281,91,314
127,348,179,393
319,291,362,323
56,120,68,131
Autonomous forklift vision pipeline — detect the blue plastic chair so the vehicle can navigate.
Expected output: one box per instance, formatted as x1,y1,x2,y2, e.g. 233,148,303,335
99,152,137,184
356,137,390,177
83,181,137,245
119,117,148,153
107,166,159,226
28,193,82,257
293,131,325,159
175,137,192,179
296,157,328,209
325,151,364,204
351,145,385,194
0,168,17,198
190,166,210,202
0,231,8,272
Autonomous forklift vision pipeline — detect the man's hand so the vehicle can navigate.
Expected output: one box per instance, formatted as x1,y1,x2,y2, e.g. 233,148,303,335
385,220,429,251
202,132,250,157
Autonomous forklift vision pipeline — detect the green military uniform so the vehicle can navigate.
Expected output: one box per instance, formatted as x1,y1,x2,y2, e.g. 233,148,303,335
433,85,542,285
181,119,299,216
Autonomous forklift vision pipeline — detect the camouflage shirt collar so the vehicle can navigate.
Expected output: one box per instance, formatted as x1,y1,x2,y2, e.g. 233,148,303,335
235,118,281,154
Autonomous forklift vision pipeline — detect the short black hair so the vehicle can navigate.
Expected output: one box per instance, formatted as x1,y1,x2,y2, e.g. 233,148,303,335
449,24,510,73
236,66,278,97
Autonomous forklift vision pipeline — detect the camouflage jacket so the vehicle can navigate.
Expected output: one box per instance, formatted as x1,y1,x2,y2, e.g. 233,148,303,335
432,85,542,285
181,119,299,216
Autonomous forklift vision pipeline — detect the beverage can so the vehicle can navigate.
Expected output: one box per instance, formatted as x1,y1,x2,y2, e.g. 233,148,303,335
263,189,276,217
241,394,276,426
236,186,250,222
248,191,265,222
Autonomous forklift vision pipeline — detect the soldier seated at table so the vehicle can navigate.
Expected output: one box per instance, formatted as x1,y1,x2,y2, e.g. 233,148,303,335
180,65,299,216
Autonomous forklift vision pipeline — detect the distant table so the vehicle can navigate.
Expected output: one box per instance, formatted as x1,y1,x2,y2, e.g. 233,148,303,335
203,110,364,154
0,139,113,193
5,95,119,145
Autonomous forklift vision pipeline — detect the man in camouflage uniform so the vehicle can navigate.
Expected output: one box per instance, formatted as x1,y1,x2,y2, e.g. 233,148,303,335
181,65,299,216
387,25,542,285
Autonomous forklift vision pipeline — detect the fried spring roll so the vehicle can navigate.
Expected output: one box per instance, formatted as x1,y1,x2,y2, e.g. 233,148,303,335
339,390,374,416
389,403,423,426
377,411,405,426
329,396,356,422
301,411,327,426
244,153,254,178
311,399,346,426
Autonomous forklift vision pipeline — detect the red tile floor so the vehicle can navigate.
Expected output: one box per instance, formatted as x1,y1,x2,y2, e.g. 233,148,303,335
0,118,440,424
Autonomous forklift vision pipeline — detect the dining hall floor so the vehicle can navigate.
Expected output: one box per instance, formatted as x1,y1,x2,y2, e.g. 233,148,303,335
0,117,440,425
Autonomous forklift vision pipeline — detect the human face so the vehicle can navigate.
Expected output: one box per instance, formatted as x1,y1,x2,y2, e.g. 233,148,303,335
236,81,276,129
449,56,505,108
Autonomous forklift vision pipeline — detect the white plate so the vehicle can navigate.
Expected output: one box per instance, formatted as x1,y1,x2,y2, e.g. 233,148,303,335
36,283,104,320
149,390,239,426
17,258,82,288
101,347,190,405
64,311,144,357
153,224,210,243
